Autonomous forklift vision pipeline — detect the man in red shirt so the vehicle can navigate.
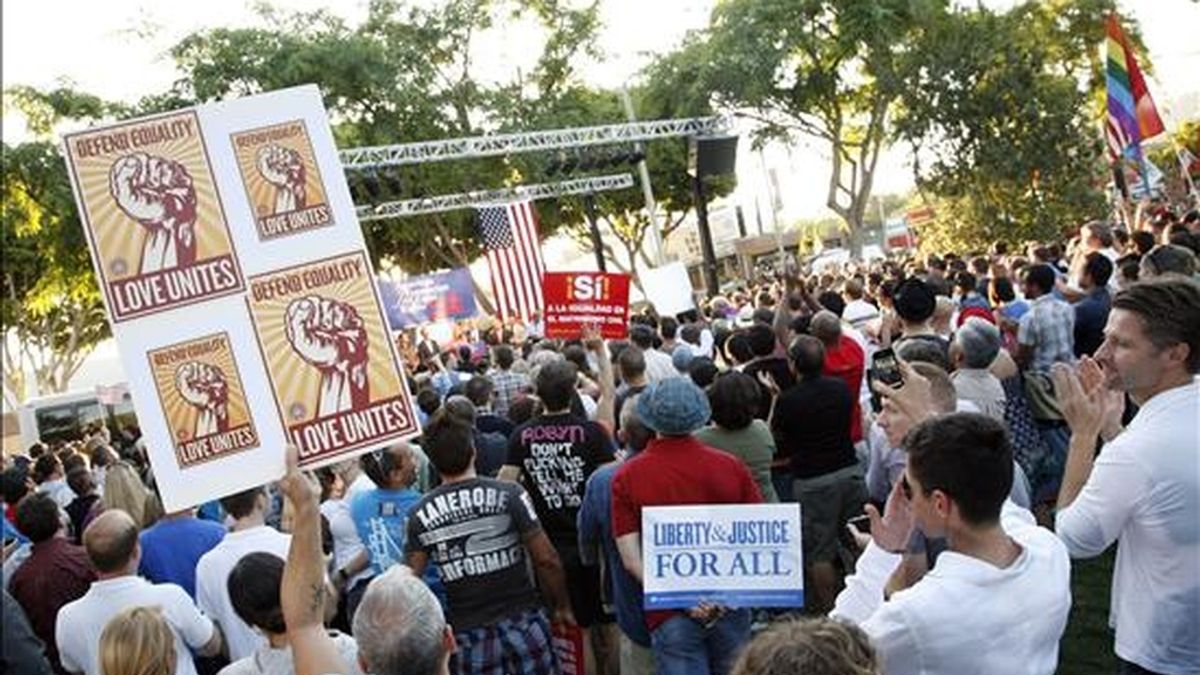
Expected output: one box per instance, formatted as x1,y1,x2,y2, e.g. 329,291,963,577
811,311,866,444
611,378,762,675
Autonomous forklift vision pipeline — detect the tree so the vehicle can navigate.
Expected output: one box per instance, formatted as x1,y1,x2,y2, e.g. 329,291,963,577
1,89,114,403
892,1,1113,253
654,0,944,257
520,79,734,295
163,0,605,314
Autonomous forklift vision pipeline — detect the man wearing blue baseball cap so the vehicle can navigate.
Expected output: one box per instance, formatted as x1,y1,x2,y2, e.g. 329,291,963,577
610,378,762,675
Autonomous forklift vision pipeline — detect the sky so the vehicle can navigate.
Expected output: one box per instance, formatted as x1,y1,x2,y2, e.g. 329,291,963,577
3,0,1199,222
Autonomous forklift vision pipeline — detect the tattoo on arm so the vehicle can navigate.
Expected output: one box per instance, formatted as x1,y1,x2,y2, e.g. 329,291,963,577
307,582,325,616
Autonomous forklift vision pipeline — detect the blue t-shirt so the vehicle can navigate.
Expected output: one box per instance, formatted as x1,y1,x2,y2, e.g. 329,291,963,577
578,462,650,647
138,516,226,598
350,488,423,576
2,516,27,544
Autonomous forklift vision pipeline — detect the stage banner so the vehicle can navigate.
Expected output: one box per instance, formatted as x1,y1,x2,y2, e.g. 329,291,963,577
541,272,630,340
61,85,420,512
377,268,478,329
641,503,804,610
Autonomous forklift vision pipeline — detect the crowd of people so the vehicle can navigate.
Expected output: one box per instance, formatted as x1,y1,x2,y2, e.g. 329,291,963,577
2,206,1198,675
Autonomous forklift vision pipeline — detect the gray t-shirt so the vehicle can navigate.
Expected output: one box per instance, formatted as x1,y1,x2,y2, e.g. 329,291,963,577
406,477,543,630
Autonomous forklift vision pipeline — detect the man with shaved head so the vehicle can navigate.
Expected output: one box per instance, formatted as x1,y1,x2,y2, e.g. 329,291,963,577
811,310,866,447
55,510,222,675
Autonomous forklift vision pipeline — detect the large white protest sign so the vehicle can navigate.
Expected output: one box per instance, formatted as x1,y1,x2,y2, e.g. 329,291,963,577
62,85,420,512
640,261,696,317
642,503,803,610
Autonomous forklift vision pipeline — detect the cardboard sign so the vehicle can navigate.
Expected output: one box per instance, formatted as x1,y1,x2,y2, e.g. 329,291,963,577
62,110,246,322
542,272,630,339
61,86,420,511
247,251,418,466
639,262,695,317
230,119,335,239
377,268,478,329
145,332,259,468
641,503,804,610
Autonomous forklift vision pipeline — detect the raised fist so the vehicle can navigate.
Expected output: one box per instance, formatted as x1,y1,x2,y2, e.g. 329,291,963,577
174,362,230,437
285,295,369,416
109,153,198,273
256,145,306,213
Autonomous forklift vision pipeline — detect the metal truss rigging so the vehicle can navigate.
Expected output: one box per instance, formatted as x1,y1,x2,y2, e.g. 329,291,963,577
357,173,636,220
339,117,727,169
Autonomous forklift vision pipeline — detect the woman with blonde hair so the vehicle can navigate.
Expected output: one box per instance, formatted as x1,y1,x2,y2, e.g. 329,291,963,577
730,617,879,675
103,462,162,528
99,606,176,675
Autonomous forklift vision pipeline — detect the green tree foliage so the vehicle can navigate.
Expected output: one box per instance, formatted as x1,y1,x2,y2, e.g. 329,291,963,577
657,0,944,256
2,91,112,402
160,0,607,312
892,1,1116,254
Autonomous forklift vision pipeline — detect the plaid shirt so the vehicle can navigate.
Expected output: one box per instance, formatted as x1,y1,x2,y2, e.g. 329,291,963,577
1018,294,1076,372
452,607,557,675
489,368,529,418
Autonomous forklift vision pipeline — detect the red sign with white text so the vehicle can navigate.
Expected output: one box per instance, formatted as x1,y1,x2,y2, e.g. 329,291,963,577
542,272,630,340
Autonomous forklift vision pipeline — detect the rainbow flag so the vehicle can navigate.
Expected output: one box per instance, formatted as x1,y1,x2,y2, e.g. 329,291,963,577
1105,14,1164,163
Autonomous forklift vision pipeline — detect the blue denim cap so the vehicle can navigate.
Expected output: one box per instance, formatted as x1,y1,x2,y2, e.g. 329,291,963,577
636,377,711,436
672,344,695,372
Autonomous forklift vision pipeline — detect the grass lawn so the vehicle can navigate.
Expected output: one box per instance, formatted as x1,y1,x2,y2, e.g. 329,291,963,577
1058,548,1117,674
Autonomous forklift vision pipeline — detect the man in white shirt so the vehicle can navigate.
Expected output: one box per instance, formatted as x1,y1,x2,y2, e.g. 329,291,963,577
842,278,880,332
56,510,222,675
833,411,1071,675
1052,278,1200,675
195,486,290,662
629,325,677,384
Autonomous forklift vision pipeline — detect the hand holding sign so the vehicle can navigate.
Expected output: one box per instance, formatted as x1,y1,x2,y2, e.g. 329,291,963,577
109,152,198,272
286,296,369,416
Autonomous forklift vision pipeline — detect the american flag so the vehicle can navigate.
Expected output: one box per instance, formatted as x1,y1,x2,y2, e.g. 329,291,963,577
477,200,545,322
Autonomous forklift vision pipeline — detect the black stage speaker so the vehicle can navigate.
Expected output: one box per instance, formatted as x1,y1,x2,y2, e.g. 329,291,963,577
687,134,739,178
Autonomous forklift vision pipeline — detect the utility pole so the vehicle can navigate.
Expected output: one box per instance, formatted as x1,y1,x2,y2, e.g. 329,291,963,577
621,87,666,266
759,150,784,257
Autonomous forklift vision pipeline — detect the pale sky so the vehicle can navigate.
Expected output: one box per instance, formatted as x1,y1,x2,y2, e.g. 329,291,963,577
3,0,1198,223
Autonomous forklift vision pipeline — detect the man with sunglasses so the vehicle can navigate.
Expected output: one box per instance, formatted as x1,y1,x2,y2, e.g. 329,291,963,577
832,398,1071,674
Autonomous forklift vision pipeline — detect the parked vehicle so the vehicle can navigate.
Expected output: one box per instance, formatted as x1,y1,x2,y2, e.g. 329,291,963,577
17,385,138,450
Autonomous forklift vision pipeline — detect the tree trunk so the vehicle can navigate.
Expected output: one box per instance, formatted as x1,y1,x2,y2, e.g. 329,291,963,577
846,219,865,259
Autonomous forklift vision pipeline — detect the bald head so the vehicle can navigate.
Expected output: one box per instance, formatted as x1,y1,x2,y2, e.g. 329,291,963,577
84,510,140,574
809,311,843,346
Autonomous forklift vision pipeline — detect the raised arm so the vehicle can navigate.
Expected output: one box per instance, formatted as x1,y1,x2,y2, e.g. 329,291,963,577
583,323,615,433
279,445,351,675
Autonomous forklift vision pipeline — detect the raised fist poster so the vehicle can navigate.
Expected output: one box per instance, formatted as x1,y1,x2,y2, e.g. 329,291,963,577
61,85,420,511
247,250,419,466
63,110,245,322
146,332,259,468
230,120,335,240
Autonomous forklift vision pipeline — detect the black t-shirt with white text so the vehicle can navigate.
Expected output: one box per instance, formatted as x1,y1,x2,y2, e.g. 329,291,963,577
507,412,615,552
405,477,543,630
